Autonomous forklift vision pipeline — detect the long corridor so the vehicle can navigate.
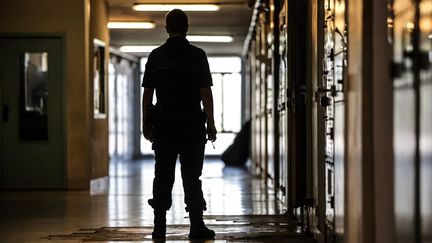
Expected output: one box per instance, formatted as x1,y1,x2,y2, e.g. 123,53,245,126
0,159,316,242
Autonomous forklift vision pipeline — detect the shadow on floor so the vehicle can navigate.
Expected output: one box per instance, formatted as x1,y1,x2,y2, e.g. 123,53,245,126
45,214,316,242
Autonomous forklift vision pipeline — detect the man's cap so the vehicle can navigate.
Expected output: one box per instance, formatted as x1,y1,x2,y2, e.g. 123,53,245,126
166,9,188,33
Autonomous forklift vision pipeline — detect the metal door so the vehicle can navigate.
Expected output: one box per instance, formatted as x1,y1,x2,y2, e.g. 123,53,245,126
318,0,347,241
266,0,280,185
250,41,259,174
258,6,269,179
278,0,289,205
284,0,308,208
251,29,262,176
0,36,64,189
332,1,347,242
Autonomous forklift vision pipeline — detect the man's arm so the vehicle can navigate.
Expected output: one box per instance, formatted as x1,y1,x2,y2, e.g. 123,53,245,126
142,87,155,141
200,87,217,142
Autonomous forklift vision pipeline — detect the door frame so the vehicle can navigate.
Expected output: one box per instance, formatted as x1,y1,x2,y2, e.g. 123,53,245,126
0,33,67,189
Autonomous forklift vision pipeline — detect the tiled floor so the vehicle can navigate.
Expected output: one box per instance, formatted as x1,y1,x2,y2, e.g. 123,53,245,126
0,158,316,242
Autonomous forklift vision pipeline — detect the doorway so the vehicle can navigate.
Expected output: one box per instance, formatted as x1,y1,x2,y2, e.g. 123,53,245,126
0,36,65,189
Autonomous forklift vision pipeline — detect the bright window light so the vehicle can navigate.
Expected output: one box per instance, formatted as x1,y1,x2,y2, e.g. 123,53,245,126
132,4,220,11
187,35,234,43
208,57,242,73
139,56,242,155
107,22,155,29
119,46,158,53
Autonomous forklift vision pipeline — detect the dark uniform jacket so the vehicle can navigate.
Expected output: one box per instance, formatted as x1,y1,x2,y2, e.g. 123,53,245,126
142,37,213,146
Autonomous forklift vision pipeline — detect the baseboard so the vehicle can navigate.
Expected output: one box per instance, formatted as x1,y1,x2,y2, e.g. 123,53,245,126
90,176,109,195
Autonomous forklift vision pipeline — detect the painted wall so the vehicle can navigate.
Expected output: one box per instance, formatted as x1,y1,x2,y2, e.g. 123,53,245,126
89,0,109,180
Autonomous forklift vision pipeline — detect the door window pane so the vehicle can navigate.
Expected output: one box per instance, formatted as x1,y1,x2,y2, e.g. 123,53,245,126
23,53,48,113
20,52,48,141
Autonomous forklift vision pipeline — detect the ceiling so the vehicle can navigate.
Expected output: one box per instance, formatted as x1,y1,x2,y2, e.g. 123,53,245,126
107,0,254,57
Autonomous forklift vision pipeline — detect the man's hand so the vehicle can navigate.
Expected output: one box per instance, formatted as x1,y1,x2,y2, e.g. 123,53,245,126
206,122,217,142
143,125,154,142
200,87,216,142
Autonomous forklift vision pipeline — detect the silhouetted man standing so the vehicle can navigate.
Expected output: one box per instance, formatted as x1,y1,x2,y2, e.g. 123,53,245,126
142,9,217,240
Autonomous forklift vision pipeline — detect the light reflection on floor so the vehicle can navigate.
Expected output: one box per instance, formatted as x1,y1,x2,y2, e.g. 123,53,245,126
107,158,282,227
0,158,315,242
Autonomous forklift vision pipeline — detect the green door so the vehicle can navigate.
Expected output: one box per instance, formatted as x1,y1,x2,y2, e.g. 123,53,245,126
1,37,64,189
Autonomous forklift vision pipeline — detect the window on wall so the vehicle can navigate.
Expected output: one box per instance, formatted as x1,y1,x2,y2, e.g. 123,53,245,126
140,56,242,156
209,57,242,133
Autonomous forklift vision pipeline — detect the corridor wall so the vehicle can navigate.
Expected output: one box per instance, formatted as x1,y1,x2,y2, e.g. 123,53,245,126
90,0,110,182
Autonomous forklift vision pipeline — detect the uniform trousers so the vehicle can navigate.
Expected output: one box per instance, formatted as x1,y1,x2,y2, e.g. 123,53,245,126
148,119,207,212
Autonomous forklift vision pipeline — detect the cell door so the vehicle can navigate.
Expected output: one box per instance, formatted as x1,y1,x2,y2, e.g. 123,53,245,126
278,0,288,204
258,7,269,178
266,0,274,183
332,0,347,242
286,0,307,209
320,0,347,241
1,37,64,189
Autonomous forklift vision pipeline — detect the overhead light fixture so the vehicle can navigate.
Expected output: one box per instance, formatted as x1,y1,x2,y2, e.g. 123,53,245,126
108,22,156,29
119,45,158,53
132,4,220,11
187,35,234,43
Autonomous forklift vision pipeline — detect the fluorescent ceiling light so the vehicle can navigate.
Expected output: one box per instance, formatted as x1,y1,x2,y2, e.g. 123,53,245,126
187,35,234,43
108,22,155,29
132,4,220,11
119,45,158,53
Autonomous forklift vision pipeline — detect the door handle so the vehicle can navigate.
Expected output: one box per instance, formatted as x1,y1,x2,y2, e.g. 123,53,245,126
2,104,9,122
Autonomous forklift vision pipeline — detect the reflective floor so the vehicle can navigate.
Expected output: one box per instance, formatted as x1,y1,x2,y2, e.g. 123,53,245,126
0,158,316,242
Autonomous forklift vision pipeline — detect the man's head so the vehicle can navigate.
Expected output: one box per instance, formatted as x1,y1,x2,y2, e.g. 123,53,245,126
165,9,189,36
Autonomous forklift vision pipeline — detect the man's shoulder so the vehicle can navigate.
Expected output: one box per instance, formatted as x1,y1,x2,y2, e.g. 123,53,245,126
149,45,164,56
187,44,207,57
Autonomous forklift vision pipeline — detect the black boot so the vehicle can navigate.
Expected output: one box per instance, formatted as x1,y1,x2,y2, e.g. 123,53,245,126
152,209,166,239
188,210,215,239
